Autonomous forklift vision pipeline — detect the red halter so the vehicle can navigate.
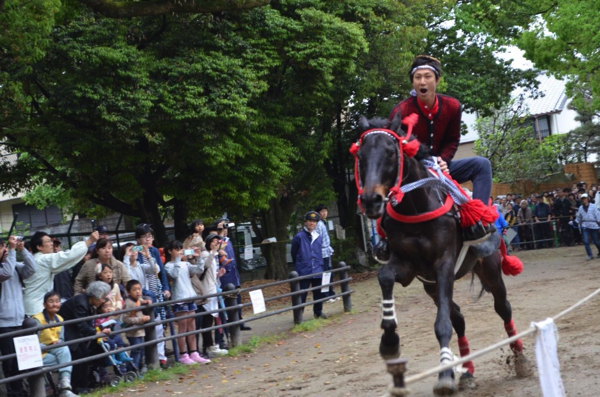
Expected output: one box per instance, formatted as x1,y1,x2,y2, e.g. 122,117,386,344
350,114,420,211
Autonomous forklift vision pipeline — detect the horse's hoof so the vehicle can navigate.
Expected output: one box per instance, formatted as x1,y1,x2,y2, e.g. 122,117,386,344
514,352,534,378
379,333,400,360
458,372,476,391
433,377,458,396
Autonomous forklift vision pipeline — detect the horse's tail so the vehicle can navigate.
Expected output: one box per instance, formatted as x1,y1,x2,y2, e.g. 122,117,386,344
498,238,523,276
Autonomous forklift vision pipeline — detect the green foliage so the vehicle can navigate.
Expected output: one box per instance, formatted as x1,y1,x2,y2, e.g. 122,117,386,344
474,98,566,189
564,105,600,163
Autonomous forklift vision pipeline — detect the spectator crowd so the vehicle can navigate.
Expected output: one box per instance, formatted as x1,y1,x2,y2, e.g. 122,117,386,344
0,215,288,396
494,181,600,260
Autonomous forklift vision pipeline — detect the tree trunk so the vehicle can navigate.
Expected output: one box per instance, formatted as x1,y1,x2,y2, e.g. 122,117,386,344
173,200,189,242
260,195,298,280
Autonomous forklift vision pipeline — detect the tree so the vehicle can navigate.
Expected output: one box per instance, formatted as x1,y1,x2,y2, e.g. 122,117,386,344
450,0,600,114
474,98,567,193
565,105,600,163
76,0,271,18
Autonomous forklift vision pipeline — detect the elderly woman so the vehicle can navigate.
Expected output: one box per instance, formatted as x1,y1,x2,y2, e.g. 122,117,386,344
73,238,130,294
58,281,112,394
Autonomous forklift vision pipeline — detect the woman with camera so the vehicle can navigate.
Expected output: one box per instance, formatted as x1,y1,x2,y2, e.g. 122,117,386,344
183,220,206,264
73,238,130,294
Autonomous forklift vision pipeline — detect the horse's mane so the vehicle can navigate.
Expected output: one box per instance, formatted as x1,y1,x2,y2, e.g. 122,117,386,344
359,114,430,161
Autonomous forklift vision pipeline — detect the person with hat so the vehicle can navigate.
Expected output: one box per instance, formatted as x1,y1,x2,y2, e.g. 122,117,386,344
88,225,109,252
291,211,327,319
374,55,494,262
575,193,600,260
387,55,494,241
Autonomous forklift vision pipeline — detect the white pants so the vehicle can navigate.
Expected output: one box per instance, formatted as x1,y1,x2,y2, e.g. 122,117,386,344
156,323,166,361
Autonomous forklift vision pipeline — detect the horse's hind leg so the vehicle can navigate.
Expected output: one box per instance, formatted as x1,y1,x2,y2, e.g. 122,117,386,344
378,263,400,359
475,256,533,377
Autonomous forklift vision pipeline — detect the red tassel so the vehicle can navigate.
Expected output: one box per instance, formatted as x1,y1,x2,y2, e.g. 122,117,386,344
402,113,419,128
499,238,523,276
402,139,420,158
459,199,498,228
350,143,360,156
457,336,475,375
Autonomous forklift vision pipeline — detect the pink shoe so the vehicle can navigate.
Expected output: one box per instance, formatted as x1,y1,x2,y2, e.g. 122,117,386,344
190,352,211,364
179,353,195,365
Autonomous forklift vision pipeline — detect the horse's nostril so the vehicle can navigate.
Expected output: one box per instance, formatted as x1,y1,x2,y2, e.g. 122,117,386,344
362,193,384,206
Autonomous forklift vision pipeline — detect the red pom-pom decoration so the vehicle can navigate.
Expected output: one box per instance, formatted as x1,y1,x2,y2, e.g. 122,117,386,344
350,142,360,156
402,139,420,158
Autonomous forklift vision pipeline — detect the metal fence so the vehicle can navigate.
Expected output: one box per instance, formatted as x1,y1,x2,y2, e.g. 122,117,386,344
0,263,353,396
501,215,583,250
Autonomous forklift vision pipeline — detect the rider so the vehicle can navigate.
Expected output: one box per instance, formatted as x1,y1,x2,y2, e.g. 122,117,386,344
377,55,494,260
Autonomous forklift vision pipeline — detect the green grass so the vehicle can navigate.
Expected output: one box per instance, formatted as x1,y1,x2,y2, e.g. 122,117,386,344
290,316,330,333
226,333,285,356
81,364,191,397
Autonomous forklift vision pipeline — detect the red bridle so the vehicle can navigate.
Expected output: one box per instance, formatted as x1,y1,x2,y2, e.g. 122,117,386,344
350,114,420,211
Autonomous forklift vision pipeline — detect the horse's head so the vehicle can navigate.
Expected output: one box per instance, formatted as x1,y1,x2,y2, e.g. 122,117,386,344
354,116,401,219
352,113,428,219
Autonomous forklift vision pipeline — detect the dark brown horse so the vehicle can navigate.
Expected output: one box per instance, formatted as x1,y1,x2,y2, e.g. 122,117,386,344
353,115,531,395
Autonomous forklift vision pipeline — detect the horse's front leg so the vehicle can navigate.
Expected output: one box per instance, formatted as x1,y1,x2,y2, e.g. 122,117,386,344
378,263,400,359
433,260,458,396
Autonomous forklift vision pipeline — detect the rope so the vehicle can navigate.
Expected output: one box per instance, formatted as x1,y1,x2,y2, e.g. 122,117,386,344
403,286,600,385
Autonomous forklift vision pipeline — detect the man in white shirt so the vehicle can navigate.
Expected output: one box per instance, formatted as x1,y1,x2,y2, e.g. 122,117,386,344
23,230,98,316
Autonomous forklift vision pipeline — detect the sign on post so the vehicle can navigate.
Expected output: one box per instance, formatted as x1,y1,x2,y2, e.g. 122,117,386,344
321,272,332,293
14,335,43,371
249,289,266,314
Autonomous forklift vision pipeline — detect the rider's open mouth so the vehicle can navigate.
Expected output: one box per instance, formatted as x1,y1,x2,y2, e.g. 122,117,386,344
420,88,428,94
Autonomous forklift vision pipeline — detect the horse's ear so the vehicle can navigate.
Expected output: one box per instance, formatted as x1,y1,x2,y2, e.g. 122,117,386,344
388,111,403,134
358,115,370,132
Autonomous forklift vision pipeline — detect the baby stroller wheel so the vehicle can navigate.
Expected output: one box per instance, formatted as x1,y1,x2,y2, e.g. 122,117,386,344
108,375,122,387
123,371,138,383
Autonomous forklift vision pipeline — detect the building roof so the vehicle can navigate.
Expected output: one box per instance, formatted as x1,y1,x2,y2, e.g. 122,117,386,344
524,75,568,117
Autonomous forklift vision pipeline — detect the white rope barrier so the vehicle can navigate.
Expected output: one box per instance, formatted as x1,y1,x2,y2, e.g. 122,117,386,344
403,286,600,385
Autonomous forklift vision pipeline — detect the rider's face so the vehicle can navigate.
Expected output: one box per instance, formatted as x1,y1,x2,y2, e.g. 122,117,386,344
412,70,438,105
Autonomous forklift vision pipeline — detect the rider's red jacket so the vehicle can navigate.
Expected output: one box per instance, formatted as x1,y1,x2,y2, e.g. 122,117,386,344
388,94,462,165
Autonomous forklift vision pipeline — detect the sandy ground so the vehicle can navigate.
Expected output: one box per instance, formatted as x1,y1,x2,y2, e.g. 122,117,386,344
102,246,600,396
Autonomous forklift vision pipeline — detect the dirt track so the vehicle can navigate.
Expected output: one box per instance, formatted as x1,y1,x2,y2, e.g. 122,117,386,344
103,246,600,396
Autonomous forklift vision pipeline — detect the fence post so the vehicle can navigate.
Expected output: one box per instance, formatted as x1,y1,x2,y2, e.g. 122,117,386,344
223,283,241,347
336,261,352,312
289,271,303,324
22,318,45,397
142,299,159,369
386,358,409,397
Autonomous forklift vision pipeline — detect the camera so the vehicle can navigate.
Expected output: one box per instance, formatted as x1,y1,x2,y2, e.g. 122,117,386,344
132,245,144,252
16,236,24,242
183,249,194,256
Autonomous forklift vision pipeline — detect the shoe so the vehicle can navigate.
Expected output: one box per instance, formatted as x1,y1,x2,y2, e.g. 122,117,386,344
326,298,336,303
314,313,328,319
374,239,390,263
60,390,79,397
587,257,593,261
218,342,229,350
206,345,228,357
597,253,600,258
115,351,133,363
59,376,79,397
189,351,211,364
160,359,169,369
333,297,341,302
179,353,196,365
240,325,252,331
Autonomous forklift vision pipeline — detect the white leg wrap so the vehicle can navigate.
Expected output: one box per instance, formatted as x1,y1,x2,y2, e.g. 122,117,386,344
440,347,454,365
381,298,397,322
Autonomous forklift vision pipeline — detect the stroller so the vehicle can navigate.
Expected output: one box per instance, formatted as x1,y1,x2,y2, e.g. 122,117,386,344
93,319,140,387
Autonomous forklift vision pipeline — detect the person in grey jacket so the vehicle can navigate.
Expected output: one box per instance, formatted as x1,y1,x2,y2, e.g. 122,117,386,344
0,236,37,397
575,193,600,260
164,240,210,364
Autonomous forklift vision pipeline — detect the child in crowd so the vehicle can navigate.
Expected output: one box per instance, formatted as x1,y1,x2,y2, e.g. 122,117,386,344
32,291,78,397
94,300,132,365
164,240,210,364
96,264,124,310
120,280,152,370
199,233,229,358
